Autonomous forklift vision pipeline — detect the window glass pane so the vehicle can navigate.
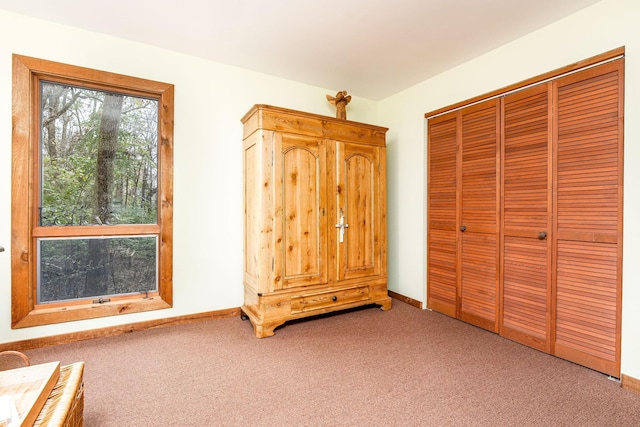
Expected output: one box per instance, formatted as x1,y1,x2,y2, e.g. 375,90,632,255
37,236,158,304
39,82,158,226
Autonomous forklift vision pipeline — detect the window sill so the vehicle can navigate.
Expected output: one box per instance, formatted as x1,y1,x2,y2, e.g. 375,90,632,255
11,296,172,329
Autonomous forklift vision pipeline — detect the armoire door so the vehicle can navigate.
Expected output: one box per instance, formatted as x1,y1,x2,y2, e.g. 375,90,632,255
458,99,500,332
552,59,623,377
274,133,328,290
334,141,384,282
501,83,552,352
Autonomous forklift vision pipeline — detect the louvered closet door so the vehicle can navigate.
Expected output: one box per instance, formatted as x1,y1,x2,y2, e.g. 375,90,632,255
459,99,500,332
553,59,623,377
501,84,552,352
427,112,458,317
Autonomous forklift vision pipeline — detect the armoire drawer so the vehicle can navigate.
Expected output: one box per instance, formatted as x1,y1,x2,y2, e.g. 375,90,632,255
290,286,370,314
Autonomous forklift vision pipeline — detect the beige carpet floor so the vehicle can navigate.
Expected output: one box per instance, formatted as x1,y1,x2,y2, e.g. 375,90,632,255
22,300,640,426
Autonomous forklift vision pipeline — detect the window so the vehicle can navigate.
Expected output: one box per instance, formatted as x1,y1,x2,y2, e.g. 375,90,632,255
11,55,174,328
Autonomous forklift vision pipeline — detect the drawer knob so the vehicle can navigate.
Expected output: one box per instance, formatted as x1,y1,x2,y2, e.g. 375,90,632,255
332,296,337,302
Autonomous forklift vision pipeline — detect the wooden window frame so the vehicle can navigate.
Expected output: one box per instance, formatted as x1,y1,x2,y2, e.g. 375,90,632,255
11,55,174,328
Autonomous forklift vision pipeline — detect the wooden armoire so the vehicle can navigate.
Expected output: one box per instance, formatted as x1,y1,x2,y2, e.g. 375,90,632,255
427,50,624,377
241,105,391,338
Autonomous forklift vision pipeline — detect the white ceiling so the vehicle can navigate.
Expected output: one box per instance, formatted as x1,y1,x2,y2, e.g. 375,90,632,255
0,0,602,100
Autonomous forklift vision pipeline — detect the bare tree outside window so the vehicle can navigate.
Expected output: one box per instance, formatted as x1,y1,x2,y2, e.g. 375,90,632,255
40,83,158,227
38,82,160,303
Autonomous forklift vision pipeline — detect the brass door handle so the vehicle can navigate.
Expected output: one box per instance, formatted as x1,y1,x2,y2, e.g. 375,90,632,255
538,232,547,240
460,225,466,232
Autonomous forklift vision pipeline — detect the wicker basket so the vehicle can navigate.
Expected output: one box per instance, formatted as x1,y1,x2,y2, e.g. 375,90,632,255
0,350,30,371
33,362,85,427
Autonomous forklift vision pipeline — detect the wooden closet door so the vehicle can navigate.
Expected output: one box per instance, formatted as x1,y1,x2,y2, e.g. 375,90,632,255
275,133,328,290
334,141,384,282
427,112,458,317
553,59,623,377
459,99,500,332
501,84,552,352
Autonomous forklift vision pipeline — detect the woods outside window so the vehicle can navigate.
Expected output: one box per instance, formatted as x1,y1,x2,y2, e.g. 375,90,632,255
11,55,174,328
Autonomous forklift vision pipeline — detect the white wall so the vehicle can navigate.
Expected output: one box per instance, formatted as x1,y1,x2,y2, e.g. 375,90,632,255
381,0,640,379
0,10,378,343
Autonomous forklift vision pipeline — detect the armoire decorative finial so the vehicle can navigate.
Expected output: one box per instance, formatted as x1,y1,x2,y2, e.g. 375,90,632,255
326,90,351,120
